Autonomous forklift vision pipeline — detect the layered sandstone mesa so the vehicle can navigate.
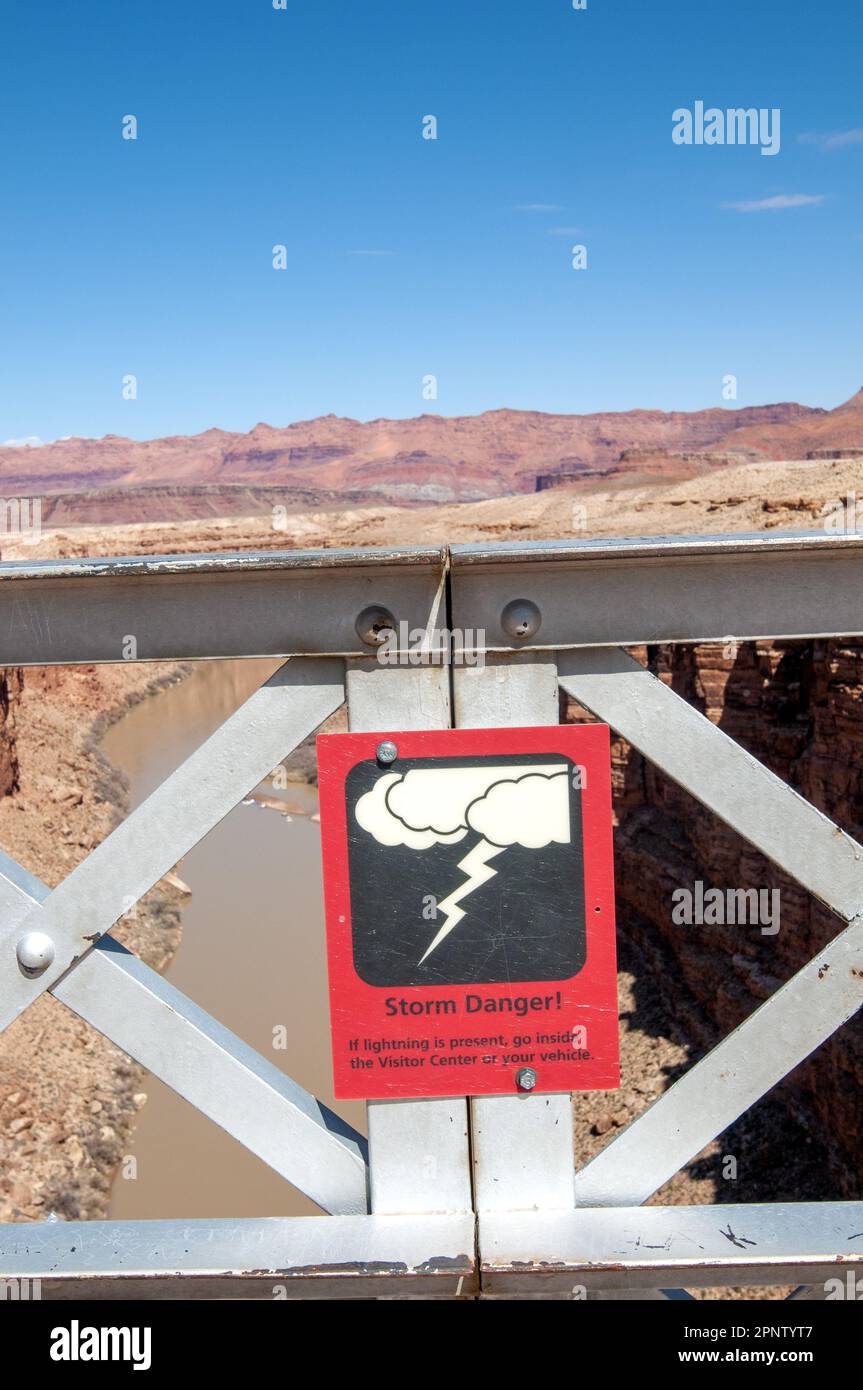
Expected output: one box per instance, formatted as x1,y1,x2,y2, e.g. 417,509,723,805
564,638,863,1196
0,669,21,797
0,392,851,511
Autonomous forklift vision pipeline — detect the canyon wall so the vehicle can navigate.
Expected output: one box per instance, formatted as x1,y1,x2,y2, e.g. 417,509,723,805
0,670,21,798
565,638,863,1195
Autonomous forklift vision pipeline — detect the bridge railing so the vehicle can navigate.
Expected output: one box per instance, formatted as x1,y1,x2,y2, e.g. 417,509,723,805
0,530,861,1299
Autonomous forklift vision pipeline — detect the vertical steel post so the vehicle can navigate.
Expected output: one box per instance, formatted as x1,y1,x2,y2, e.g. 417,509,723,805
345,661,472,1217
453,655,577,1213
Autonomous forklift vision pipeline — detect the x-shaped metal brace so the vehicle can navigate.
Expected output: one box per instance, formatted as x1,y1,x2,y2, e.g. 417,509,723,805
0,658,368,1216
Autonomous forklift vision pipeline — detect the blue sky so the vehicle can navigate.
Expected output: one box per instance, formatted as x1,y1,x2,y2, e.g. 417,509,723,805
1,0,861,444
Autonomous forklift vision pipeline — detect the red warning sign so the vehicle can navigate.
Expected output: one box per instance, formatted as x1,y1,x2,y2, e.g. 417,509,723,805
317,725,619,1100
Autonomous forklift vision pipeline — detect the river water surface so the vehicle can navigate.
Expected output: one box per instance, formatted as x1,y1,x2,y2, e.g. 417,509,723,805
104,661,365,1220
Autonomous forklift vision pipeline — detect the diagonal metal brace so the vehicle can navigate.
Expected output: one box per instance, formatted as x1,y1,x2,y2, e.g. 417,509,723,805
0,851,368,1216
558,647,863,1206
0,657,345,1033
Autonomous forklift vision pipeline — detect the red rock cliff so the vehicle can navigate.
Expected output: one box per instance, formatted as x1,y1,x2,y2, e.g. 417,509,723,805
0,671,21,797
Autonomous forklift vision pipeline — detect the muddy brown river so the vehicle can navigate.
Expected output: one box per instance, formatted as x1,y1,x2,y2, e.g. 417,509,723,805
104,661,365,1220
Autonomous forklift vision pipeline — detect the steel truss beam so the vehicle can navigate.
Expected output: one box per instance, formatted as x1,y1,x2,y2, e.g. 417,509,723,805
0,547,446,664
451,530,863,650
480,1202,863,1295
1,1202,855,1298
4,531,863,666
0,1213,476,1299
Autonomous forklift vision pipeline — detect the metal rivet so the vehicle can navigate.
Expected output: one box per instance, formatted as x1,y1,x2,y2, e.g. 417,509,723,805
376,740,398,765
355,605,397,648
501,599,542,642
16,931,56,978
516,1066,538,1092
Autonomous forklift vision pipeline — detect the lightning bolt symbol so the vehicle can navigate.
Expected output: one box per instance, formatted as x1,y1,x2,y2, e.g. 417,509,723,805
419,839,506,964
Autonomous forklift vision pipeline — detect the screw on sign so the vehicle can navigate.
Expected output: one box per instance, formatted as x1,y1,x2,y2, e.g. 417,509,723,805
317,725,620,1100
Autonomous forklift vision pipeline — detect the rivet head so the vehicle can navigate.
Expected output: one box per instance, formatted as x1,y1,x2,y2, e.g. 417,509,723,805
501,599,542,642
516,1066,538,1092
355,605,397,648
376,740,398,765
16,932,56,978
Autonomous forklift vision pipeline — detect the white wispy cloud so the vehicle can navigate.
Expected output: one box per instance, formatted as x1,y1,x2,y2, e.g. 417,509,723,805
513,203,562,213
799,128,863,152
722,193,825,213
2,435,43,448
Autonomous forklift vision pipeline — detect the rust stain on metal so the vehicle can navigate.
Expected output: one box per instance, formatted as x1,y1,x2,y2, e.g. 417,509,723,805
505,1259,570,1271
267,1253,473,1279
416,1254,474,1273
270,1260,410,1278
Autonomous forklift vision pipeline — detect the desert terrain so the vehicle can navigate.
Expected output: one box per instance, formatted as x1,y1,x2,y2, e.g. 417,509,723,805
4,443,862,564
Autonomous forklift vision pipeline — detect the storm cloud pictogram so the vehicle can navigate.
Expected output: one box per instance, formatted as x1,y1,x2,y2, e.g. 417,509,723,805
356,764,571,963
341,753,586,987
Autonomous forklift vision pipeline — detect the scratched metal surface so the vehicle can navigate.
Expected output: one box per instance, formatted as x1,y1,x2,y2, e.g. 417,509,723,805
0,1213,476,1299
480,1203,863,1293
